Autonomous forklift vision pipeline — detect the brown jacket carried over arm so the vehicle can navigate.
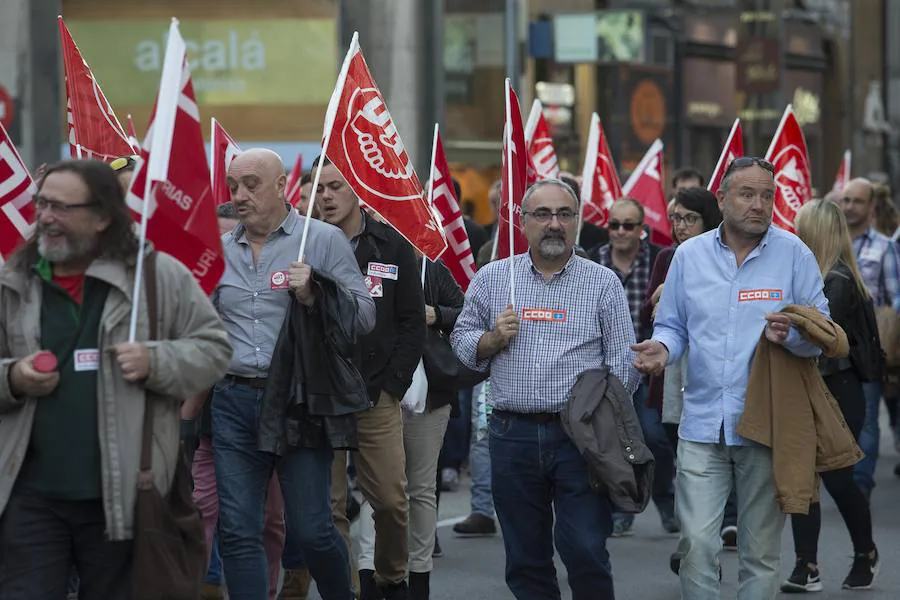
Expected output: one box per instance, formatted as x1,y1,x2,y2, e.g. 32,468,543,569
737,304,863,515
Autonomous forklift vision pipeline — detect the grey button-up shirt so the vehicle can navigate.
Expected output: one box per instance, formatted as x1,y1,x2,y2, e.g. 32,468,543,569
214,208,376,377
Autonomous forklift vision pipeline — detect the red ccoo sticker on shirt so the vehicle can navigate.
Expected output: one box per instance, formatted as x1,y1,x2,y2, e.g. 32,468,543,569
521,308,568,322
738,289,783,302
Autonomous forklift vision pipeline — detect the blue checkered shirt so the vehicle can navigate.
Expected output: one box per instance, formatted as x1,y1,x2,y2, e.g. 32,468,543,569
450,252,639,414
853,227,900,311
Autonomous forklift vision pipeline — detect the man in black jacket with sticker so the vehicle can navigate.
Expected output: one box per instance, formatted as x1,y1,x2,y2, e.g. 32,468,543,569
304,155,425,600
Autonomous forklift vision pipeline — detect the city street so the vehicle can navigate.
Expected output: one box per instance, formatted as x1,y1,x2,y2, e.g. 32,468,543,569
306,414,900,599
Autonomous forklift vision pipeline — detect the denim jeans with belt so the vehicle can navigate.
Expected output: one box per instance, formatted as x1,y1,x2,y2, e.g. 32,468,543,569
490,411,615,600
212,380,353,600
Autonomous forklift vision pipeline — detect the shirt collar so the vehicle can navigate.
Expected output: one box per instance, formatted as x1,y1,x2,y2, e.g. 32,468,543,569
526,249,577,280
714,222,773,251
234,205,298,244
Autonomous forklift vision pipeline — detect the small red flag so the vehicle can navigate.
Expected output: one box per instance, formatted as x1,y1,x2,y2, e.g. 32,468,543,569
622,139,671,247
765,105,813,233
0,122,36,260
580,113,623,227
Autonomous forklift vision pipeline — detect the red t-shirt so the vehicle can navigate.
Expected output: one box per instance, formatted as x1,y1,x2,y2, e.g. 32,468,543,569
53,272,86,304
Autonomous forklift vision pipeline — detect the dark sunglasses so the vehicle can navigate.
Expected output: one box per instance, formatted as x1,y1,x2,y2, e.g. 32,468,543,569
608,221,640,232
723,156,775,178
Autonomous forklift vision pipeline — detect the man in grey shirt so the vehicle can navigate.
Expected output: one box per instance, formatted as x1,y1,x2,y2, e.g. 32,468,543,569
212,148,375,600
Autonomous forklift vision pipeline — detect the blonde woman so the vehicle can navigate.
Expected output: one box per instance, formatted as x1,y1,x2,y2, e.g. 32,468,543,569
785,199,879,592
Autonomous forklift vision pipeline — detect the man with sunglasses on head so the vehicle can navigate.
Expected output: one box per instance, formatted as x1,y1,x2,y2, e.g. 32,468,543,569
633,157,829,600
452,179,639,600
589,199,674,538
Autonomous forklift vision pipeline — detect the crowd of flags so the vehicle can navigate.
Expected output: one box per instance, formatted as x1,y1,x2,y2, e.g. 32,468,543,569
0,15,854,301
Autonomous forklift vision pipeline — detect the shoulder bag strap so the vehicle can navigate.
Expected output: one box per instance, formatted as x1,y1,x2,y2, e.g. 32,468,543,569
140,252,159,474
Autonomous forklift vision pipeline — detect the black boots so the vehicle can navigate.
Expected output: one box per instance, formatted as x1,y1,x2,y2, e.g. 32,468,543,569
408,572,430,600
358,570,412,600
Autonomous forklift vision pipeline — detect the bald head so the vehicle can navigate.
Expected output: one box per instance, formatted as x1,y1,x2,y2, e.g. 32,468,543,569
227,147,289,236
839,177,875,232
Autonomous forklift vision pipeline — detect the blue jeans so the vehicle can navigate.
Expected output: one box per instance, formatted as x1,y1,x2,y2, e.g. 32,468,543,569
440,388,473,471
490,412,615,600
205,531,223,585
616,384,675,527
469,432,494,517
212,380,353,600
676,440,784,600
853,381,882,495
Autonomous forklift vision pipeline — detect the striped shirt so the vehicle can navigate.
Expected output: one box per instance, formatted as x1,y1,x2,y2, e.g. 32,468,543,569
853,227,900,311
451,251,639,413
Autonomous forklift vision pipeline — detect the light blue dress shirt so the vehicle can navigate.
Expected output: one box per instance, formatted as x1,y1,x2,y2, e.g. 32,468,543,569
652,225,829,446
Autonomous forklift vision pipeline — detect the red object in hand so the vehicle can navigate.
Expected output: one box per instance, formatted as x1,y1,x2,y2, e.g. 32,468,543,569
32,351,58,373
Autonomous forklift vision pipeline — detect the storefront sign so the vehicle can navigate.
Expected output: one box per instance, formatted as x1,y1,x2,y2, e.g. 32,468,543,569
66,19,337,106
736,37,780,94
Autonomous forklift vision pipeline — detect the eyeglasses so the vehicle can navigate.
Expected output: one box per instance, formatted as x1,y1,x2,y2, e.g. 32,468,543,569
34,196,96,215
110,155,140,172
522,209,577,224
670,213,702,227
608,221,641,232
723,156,775,178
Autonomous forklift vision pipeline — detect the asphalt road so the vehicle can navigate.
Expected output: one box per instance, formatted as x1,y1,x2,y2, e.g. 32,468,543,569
305,415,900,599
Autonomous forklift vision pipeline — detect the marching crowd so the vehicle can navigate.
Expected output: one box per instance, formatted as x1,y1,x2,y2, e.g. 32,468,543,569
0,149,898,600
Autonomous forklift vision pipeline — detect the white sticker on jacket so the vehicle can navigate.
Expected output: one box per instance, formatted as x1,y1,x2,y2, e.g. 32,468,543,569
365,275,384,298
74,349,100,372
367,262,399,280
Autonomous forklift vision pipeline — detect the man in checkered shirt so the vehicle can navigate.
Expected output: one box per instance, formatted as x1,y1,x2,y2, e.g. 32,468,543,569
451,179,639,600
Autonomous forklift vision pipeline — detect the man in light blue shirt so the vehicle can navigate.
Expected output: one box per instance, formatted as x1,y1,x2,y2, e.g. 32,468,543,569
633,158,829,600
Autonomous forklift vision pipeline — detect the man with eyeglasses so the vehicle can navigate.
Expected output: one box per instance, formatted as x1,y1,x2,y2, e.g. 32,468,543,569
633,157,829,600
590,199,674,538
452,179,639,600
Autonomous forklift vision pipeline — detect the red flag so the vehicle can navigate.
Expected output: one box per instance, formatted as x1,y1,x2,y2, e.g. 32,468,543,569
832,149,851,194
0,122,36,260
285,154,304,208
126,114,140,152
765,105,813,232
125,20,223,294
210,118,242,206
622,139,671,247
322,34,446,260
707,119,744,196
579,112,623,227
58,17,133,161
429,127,476,291
495,81,533,260
524,100,560,180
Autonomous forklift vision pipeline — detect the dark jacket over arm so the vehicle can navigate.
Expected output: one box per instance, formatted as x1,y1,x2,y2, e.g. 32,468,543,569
818,264,857,376
354,214,427,402
424,260,465,411
643,247,676,411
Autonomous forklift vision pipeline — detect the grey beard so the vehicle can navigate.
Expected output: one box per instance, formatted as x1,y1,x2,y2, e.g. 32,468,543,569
538,237,567,260
38,233,94,264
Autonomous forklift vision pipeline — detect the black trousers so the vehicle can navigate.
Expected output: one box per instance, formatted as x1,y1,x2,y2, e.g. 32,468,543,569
790,369,874,563
0,488,132,600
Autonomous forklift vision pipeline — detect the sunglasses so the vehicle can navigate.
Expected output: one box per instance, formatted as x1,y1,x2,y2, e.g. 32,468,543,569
110,155,140,172
723,156,775,178
608,221,640,232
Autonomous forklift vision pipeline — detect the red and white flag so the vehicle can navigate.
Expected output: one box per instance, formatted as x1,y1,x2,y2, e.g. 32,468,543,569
428,126,475,291
285,154,305,208
125,114,140,152
622,139,671,247
832,149,851,194
0,122,36,261
495,80,534,261
126,19,223,295
59,17,134,161
524,100,560,180
579,112,623,228
210,118,241,206
708,119,744,195
322,33,446,260
765,104,812,232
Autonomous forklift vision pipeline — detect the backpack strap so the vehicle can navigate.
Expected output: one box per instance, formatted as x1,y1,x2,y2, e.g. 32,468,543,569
139,252,158,476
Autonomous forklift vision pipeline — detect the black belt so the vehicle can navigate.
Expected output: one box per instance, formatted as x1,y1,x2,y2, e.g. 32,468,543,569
224,374,269,389
493,410,560,424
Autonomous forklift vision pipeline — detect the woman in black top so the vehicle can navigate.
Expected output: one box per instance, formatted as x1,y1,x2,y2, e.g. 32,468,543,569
786,199,879,592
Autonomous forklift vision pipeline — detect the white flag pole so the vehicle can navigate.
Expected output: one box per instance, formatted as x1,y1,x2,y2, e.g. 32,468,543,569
75,144,83,159
298,31,359,263
504,78,516,308
576,113,600,247
127,18,184,342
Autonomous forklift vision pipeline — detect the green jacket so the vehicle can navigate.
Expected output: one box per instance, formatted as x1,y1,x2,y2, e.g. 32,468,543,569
0,249,232,540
